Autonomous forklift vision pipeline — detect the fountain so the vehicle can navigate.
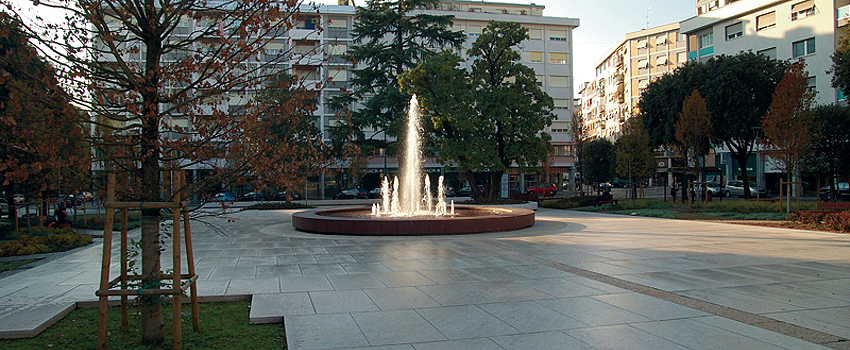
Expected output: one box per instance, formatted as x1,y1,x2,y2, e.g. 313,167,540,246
292,95,534,235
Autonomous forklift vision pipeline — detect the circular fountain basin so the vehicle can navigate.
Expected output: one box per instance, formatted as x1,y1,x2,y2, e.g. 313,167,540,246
292,205,534,236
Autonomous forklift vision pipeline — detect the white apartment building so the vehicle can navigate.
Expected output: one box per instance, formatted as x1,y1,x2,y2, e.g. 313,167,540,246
680,0,848,105
581,23,687,141
423,1,579,192
104,1,579,198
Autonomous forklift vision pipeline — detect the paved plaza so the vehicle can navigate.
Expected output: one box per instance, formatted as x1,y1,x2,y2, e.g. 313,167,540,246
0,206,849,349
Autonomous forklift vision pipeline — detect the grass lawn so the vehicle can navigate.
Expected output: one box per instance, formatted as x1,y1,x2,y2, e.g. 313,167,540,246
0,301,285,350
0,258,39,273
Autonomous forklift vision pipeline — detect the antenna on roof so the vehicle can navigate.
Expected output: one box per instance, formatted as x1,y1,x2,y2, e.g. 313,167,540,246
646,7,651,29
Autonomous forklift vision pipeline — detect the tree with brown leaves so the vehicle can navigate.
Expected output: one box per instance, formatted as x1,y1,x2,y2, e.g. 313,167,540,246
762,60,816,213
675,89,712,201
2,0,328,344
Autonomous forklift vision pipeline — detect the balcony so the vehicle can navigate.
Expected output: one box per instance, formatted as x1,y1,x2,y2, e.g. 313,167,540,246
839,5,850,27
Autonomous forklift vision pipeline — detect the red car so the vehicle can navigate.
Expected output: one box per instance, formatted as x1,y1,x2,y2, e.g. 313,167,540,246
528,182,558,196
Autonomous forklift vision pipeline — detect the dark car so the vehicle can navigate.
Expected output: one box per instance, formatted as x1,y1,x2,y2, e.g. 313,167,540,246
368,188,383,199
609,179,628,188
819,182,850,201
238,191,266,201
528,182,558,196
273,190,301,201
456,185,484,197
333,188,368,199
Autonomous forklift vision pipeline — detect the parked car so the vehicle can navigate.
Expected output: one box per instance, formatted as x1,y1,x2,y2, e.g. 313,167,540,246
56,195,82,207
333,187,368,199
273,190,301,201
238,191,266,201
210,192,236,202
819,182,850,201
456,185,484,197
724,180,766,198
609,179,628,188
528,182,558,196
696,182,722,196
441,186,456,198
368,188,383,199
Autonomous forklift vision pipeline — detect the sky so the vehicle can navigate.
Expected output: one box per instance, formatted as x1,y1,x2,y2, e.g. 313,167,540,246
10,0,696,95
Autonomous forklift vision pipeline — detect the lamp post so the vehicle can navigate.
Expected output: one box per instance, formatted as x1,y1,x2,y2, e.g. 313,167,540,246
751,127,762,201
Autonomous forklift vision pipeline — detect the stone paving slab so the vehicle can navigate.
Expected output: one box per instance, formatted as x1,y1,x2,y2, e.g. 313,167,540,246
1,207,849,350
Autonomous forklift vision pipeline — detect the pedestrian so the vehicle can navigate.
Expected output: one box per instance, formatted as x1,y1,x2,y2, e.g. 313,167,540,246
670,185,677,201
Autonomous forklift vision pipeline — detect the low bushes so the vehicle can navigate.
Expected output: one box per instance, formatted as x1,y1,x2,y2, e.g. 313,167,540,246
0,227,93,257
243,202,314,210
787,210,850,233
539,199,578,209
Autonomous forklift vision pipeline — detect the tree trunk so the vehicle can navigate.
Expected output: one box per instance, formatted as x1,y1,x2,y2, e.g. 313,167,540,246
731,151,752,199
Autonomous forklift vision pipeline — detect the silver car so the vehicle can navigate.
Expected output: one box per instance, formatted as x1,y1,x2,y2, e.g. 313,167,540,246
696,182,722,196
724,180,766,197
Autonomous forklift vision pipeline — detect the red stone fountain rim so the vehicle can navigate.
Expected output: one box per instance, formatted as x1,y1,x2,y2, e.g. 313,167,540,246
292,205,535,236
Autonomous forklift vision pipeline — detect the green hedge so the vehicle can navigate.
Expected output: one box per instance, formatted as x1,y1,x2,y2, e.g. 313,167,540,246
0,227,93,256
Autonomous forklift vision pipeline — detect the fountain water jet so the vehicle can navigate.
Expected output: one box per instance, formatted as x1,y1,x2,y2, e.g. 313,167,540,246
292,95,534,235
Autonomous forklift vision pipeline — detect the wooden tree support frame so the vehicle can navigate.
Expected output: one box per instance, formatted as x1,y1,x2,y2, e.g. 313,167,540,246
96,172,200,350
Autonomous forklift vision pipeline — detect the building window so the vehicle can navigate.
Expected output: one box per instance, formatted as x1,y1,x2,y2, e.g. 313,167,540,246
725,22,743,40
637,59,649,69
756,11,776,31
549,52,568,64
677,52,687,65
636,39,648,49
329,68,347,82
656,56,668,66
638,80,649,90
553,145,572,156
791,0,816,21
523,51,543,63
655,35,668,46
699,32,713,48
792,38,815,58
296,18,316,30
698,32,713,56
757,47,777,60
549,30,567,41
528,28,542,40
807,76,816,93
535,74,544,87
553,99,569,109
549,76,569,88
329,44,347,56
264,43,285,56
468,25,482,37
328,17,347,31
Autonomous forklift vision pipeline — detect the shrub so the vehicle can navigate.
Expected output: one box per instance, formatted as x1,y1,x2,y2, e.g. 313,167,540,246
0,228,93,257
243,202,314,210
822,211,850,233
539,200,578,209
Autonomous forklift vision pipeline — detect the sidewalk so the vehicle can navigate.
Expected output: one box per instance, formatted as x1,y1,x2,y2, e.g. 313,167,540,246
1,207,848,349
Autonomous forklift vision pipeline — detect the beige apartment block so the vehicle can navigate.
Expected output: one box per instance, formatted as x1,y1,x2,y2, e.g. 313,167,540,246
581,23,686,141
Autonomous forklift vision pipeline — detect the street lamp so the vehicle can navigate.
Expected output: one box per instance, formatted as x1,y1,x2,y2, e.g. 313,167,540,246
751,127,762,201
